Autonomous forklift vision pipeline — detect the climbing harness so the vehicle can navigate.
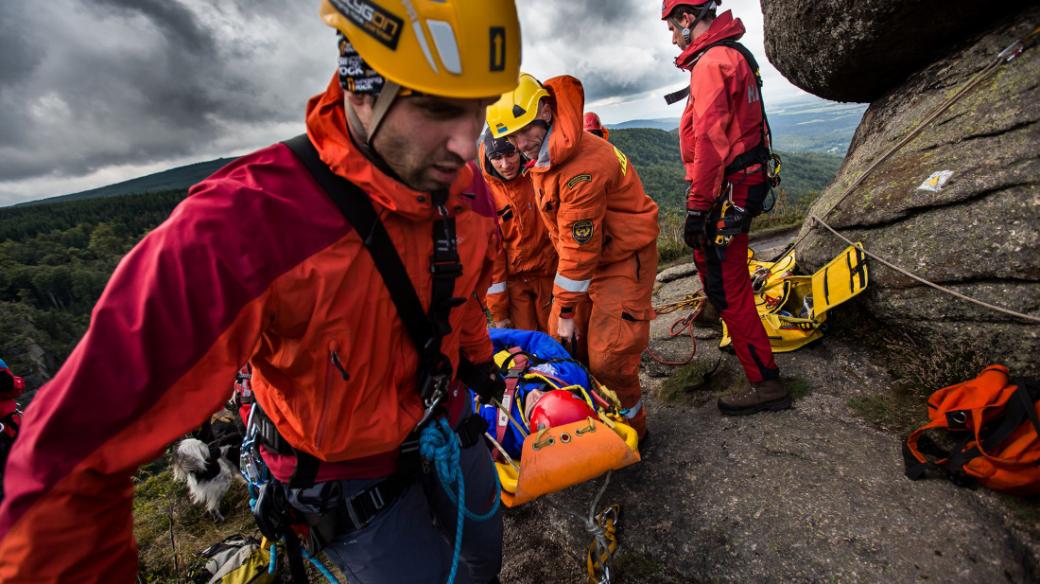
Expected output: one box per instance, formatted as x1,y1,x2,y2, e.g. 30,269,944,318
235,134,473,583
665,37,782,214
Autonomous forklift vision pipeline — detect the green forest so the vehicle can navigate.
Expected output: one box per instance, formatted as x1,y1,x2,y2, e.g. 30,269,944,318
0,129,842,398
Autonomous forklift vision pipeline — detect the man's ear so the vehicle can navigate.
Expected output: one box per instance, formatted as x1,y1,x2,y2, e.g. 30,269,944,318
537,99,552,124
344,91,376,134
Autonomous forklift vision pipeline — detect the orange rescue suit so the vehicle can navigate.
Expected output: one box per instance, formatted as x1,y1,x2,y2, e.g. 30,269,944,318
527,75,659,436
480,142,558,333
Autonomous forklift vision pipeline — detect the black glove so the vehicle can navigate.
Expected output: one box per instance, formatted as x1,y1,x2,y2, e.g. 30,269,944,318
457,358,505,404
684,209,709,250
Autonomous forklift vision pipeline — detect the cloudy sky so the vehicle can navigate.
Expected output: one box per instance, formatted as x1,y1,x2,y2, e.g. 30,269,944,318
0,0,806,206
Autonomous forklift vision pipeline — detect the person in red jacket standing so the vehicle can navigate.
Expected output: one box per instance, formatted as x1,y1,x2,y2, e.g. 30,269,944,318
662,0,791,415
479,131,558,333
0,2,521,581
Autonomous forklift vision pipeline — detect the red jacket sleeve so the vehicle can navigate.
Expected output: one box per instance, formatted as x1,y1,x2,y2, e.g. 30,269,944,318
0,152,343,579
687,55,736,211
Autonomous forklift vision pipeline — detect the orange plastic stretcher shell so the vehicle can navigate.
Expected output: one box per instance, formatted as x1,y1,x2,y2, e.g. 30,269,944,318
496,417,640,507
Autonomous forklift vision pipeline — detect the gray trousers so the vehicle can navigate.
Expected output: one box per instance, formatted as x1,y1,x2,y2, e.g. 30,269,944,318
290,439,503,584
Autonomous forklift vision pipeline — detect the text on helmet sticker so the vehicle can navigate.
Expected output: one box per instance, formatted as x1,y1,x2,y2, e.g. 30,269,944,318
331,0,404,50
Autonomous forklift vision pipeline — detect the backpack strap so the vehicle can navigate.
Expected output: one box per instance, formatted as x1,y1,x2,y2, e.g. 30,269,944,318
496,349,528,449
951,379,1040,468
906,378,1040,485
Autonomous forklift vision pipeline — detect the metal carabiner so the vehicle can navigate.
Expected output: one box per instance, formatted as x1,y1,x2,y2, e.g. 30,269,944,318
414,375,448,430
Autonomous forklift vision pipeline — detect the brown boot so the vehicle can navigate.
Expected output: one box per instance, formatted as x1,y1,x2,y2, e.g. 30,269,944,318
717,378,791,416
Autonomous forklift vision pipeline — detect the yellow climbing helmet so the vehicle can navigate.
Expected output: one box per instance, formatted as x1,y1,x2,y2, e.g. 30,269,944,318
319,0,521,99
486,73,550,138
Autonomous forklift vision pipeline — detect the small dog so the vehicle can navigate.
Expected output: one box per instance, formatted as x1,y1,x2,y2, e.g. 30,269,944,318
171,438,239,522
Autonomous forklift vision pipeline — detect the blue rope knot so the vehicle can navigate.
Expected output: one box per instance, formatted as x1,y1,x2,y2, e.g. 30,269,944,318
419,417,501,584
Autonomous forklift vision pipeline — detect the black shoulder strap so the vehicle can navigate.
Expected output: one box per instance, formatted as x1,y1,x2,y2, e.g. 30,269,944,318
282,134,434,356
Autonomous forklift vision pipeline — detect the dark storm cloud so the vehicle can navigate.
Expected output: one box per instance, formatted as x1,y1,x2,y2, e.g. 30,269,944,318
93,0,218,55
518,0,682,102
0,0,334,184
0,4,43,88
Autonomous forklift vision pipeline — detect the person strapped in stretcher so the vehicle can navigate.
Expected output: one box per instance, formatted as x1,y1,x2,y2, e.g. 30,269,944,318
468,328,640,508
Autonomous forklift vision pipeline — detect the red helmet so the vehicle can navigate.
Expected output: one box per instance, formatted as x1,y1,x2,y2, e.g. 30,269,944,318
583,112,609,141
0,368,24,399
661,0,720,20
529,390,596,430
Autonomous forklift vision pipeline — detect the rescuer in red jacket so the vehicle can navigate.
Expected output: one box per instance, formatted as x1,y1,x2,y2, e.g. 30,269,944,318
0,2,521,581
662,0,791,415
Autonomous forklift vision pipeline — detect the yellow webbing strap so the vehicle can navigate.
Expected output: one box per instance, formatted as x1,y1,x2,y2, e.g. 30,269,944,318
585,504,621,584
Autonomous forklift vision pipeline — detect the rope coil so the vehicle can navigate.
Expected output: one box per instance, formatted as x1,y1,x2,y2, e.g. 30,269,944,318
420,418,501,584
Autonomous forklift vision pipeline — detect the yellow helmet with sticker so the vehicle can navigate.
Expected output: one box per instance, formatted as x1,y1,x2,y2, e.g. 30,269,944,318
319,0,521,99
485,72,550,138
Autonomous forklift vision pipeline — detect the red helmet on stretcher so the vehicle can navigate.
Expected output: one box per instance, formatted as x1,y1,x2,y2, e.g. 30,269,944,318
528,390,596,430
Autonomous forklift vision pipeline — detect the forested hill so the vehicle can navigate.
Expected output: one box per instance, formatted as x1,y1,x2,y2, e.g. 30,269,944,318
609,128,843,210
24,158,236,206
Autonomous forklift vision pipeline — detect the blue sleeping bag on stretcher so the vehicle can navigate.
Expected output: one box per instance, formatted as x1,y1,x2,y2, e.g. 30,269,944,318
470,328,590,459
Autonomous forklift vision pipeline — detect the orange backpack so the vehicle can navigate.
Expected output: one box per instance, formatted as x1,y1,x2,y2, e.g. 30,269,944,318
903,364,1040,495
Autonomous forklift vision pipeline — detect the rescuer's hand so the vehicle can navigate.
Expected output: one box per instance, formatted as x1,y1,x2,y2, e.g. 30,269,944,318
557,316,576,343
458,359,505,404
684,209,709,250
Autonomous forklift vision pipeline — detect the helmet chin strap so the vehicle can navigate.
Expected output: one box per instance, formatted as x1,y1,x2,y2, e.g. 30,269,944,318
344,80,405,181
673,1,717,47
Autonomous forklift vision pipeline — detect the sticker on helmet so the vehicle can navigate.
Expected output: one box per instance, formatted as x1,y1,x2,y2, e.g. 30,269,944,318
331,0,404,50
565,174,592,189
490,27,506,72
572,220,594,244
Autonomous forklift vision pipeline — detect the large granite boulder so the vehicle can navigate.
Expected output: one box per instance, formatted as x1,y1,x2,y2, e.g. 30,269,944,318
795,6,1040,376
760,0,1033,102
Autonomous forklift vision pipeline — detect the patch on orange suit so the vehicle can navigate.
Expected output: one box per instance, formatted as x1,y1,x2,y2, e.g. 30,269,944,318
572,220,594,244
565,173,592,189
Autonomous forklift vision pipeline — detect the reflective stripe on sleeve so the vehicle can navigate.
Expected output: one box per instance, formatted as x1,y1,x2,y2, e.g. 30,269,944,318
487,282,507,295
624,399,643,419
554,273,591,293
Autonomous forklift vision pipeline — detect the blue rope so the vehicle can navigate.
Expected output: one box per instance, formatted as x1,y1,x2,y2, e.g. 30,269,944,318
419,418,501,584
302,547,340,584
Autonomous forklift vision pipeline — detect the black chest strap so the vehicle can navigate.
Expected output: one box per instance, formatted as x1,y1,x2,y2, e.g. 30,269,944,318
664,39,774,176
280,134,463,488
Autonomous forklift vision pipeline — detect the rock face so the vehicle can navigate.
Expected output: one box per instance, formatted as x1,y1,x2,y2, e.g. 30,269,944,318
760,0,1033,102
794,6,1040,376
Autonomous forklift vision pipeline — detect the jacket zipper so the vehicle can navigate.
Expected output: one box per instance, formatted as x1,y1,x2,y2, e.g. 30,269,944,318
314,343,346,446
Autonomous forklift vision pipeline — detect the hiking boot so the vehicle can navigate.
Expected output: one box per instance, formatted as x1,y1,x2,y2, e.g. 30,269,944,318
717,378,792,416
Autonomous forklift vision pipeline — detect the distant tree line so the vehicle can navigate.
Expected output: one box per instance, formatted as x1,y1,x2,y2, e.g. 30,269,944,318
0,190,187,394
